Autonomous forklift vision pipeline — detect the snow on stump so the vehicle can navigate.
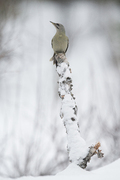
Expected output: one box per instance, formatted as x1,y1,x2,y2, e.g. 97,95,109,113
52,53,104,169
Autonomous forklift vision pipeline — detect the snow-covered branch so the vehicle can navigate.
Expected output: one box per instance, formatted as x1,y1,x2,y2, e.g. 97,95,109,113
53,53,104,168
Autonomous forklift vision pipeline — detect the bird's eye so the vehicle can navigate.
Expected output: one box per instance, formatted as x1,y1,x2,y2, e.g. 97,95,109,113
56,23,60,29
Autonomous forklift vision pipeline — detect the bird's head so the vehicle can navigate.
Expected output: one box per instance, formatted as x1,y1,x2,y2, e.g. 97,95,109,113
50,21,65,34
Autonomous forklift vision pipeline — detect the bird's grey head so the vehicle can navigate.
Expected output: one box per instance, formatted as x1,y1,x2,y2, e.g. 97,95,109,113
50,21,65,33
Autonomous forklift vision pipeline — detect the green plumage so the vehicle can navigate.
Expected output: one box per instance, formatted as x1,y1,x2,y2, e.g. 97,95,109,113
50,21,69,65
51,33,69,53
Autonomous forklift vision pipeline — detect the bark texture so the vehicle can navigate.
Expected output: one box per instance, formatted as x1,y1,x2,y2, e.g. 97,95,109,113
54,53,104,168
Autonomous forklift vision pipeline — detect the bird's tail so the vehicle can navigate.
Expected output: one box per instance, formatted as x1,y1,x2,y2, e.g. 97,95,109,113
49,57,53,61
49,53,56,65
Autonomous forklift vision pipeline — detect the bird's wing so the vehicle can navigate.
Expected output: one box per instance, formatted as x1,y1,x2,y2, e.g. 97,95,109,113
51,38,53,48
65,37,69,53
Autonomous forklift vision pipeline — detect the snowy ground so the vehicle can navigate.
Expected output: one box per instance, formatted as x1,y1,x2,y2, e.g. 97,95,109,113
0,159,120,180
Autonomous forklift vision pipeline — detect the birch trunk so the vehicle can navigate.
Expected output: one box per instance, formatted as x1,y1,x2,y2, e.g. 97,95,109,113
53,53,104,168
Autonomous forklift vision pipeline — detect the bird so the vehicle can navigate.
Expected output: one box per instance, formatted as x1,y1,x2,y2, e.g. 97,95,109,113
50,21,69,65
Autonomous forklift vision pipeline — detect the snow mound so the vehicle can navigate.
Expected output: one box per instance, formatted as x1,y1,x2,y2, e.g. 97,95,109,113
0,159,120,180
57,163,90,176
57,159,120,179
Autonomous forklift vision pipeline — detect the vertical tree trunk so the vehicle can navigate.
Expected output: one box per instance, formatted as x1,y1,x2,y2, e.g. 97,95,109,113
54,53,104,168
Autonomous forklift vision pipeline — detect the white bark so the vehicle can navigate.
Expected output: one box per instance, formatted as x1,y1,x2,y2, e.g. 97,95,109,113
54,53,104,168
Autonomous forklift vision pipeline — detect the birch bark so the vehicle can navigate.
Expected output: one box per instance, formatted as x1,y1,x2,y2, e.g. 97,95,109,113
54,53,104,168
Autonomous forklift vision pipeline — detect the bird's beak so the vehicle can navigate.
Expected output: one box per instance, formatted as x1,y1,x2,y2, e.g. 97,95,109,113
50,21,56,27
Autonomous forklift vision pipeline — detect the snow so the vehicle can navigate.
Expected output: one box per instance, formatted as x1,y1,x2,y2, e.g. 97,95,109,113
57,60,89,165
57,159,120,179
0,159,120,180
